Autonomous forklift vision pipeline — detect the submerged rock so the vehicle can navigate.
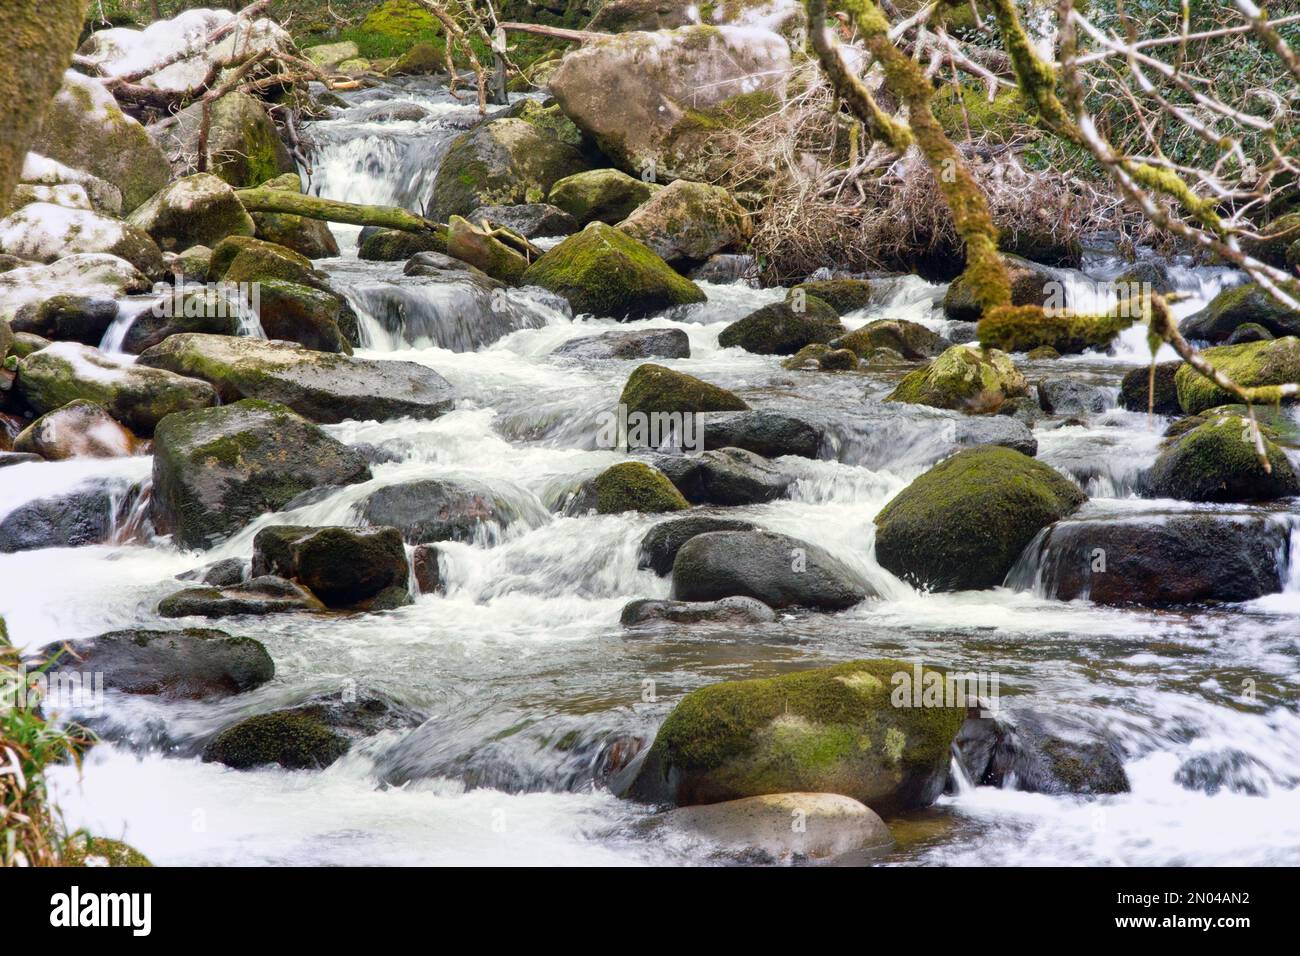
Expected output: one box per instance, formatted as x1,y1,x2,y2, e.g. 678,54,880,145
621,595,776,626
522,223,706,319
1014,511,1287,606
874,446,1087,591
137,334,455,424
955,710,1129,795
552,327,690,361
158,575,327,617
355,478,516,544
33,627,273,700
671,529,870,610
625,659,964,812
150,399,372,548
18,342,216,435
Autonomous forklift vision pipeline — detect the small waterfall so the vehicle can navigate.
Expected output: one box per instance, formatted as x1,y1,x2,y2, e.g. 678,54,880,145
949,743,975,795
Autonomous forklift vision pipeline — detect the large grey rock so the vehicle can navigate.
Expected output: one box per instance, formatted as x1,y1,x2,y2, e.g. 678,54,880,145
621,595,776,627
637,515,759,575
354,478,516,544
955,710,1129,795
137,334,455,424
652,447,793,505
251,525,411,610
126,173,256,252
0,204,165,277
552,328,690,361
149,91,296,187
150,399,372,548
701,410,823,459
671,529,870,610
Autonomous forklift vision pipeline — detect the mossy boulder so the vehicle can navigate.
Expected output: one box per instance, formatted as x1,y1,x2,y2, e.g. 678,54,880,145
625,659,965,813
0,203,164,278
360,0,439,44
255,280,359,353
150,398,373,549
202,710,348,770
617,178,751,264
249,173,339,259
33,70,172,213
718,298,844,355
546,25,790,182
874,445,1087,591
522,222,706,318
467,202,578,239
1241,211,1300,268
62,836,151,867
588,0,697,32
1143,413,1299,502
549,168,658,226
302,40,359,69
137,334,455,425
149,91,296,188
127,173,256,252
944,255,1054,322
358,226,448,261
886,344,1028,412
252,525,411,609
428,117,588,222
1119,360,1182,414
18,342,217,435
788,279,873,316
977,304,1132,355
832,318,949,360
118,287,243,354
208,236,316,286
389,41,442,75
1179,282,1300,343
1174,336,1300,414
591,461,689,513
620,363,747,417
445,216,528,284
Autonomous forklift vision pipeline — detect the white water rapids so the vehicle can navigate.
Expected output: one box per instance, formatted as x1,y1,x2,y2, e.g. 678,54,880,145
6,79,1299,866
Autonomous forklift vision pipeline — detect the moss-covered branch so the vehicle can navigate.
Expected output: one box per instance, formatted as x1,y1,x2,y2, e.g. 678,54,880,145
235,188,446,235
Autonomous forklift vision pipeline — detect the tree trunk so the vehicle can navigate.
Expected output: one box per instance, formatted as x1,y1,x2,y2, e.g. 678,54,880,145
0,0,89,214
235,188,447,235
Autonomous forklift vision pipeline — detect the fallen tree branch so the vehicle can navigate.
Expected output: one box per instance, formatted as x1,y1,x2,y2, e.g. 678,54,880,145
235,188,445,234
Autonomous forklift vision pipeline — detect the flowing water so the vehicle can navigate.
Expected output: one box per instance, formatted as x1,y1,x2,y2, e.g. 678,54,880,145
9,79,1300,866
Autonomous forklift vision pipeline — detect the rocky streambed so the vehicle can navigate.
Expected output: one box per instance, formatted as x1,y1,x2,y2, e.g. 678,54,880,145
3,72,1299,867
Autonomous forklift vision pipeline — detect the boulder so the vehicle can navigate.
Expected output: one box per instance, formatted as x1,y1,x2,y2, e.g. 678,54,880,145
0,256,151,329
240,173,339,259
149,91,295,187
976,303,1132,355
589,461,689,513
302,41,359,69
355,478,516,544
207,236,317,286
1143,413,1299,502
412,543,441,593
445,215,528,284
955,710,1129,795
0,485,125,553
638,515,759,575
149,399,372,548
177,557,248,587
789,279,873,316
625,659,964,812
0,204,164,277
9,294,119,345
819,348,858,370
1118,361,1182,414
653,447,793,505
254,280,359,353
547,25,790,183
832,319,949,360
522,223,706,319
18,342,217,435
158,575,326,617
467,203,577,239
943,255,1055,322
12,400,137,459
18,152,124,216
251,525,411,610
358,227,447,261
885,344,1028,413
618,179,750,265
700,410,823,459
874,445,1087,591
33,627,273,700
136,334,455,424
118,286,244,354
428,117,589,222
548,168,658,226
718,298,843,355
126,173,256,252
620,363,747,417
621,595,775,627
664,792,892,862
1174,336,1300,414
1179,282,1300,343
1226,322,1274,345
1036,378,1110,415
552,327,690,360
1017,511,1287,605
670,529,869,609
32,70,172,212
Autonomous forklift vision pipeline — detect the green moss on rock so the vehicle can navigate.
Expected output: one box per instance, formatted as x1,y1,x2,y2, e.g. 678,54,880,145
833,318,948,360
627,659,966,813
977,304,1132,355
548,168,657,226
62,835,151,867
788,279,873,316
1145,412,1299,502
620,363,747,417
202,710,348,770
718,297,844,355
874,445,1087,591
886,344,1027,412
593,461,689,513
1174,336,1300,414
